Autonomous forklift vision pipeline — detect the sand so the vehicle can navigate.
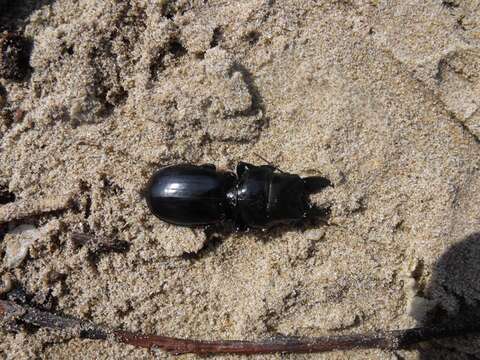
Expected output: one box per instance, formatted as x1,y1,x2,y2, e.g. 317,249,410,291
0,0,479,359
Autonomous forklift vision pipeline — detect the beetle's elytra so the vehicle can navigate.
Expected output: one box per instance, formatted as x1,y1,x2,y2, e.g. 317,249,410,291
145,162,331,230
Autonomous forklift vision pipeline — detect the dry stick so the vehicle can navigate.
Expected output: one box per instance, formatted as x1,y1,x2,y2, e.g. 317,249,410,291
0,300,479,355
0,194,74,224
70,233,130,253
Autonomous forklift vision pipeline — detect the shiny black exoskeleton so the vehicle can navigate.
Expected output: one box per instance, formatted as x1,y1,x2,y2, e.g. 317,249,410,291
145,162,331,230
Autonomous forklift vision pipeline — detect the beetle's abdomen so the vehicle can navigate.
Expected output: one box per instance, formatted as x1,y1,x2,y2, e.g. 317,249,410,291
146,165,235,226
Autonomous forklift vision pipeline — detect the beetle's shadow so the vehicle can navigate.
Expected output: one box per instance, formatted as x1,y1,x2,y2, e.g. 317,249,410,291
182,206,331,261
182,179,332,260
0,0,55,31
418,232,480,359
253,206,331,244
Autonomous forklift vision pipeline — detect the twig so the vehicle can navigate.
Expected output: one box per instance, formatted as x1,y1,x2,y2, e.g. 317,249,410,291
70,232,130,253
0,300,479,355
0,300,107,339
0,194,74,223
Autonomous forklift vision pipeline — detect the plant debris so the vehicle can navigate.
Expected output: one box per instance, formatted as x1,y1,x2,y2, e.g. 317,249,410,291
0,300,479,355
3,224,40,268
0,193,75,224
70,232,130,254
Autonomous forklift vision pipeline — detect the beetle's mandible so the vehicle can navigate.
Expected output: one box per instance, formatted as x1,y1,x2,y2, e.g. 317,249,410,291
145,162,331,231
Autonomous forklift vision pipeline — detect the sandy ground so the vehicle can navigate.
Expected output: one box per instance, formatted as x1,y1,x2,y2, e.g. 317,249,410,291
0,0,480,359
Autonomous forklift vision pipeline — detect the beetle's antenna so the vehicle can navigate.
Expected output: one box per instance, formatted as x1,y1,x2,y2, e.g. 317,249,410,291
253,152,273,165
253,153,285,173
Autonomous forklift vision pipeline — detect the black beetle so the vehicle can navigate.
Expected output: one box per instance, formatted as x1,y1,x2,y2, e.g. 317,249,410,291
145,162,331,231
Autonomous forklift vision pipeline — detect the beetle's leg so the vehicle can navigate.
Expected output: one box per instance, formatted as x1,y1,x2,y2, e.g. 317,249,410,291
236,162,254,177
204,224,222,239
199,164,216,170
305,204,331,225
253,153,286,173
238,160,277,176
234,221,248,232
303,176,332,194
228,211,248,231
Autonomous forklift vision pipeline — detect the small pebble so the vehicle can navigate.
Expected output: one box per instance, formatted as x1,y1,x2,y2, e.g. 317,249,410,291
14,108,25,121
304,228,326,241
0,273,13,294
4,224,40,268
